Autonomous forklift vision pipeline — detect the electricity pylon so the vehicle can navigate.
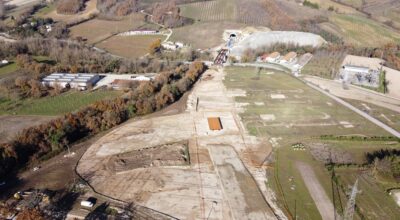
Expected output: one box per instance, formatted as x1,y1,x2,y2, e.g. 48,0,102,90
344,179,358,220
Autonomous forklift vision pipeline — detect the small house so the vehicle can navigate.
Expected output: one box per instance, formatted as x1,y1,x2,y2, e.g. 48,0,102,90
263,52,281,62
280,52,297,63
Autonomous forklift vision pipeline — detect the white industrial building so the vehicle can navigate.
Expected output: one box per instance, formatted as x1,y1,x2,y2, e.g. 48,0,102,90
340,65,380,88
119,29,159,36
161,41,185,51
42,73,100,90
0,60,8,66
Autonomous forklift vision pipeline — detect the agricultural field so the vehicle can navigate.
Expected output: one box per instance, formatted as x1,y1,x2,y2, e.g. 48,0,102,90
170,21,246,49
69,14,145,44
223,66,399,219
307,0,362,14
95,35,165,59
180,0,237,22
339,0,364,8
320,14,400,46
362,0,400,29
0,90,121,116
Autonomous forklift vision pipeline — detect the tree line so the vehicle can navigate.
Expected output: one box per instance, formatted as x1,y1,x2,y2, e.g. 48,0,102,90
0,61,207,178
365,149,400,181
57,0,87,15
0,38,183,74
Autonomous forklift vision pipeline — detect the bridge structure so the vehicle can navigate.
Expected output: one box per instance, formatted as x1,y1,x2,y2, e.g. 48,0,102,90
214,49,229,65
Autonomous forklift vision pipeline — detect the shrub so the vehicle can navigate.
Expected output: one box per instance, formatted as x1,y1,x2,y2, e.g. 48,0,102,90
303,0,319,9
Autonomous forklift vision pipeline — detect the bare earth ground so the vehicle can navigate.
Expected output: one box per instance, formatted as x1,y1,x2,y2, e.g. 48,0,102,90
5,0,39,6
303,75,400,113
296,162,336,220
0,115,56,143
77,68,284,219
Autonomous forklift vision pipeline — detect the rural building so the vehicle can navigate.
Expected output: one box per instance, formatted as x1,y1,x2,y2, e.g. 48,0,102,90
162,41,185,51
208,117,223,131
119,29,159,36
0,60,8,66
110,79,137,90
261,52,280,62
340,65,380,88
280,52,297,63
162,42,179,50
42,73,101,90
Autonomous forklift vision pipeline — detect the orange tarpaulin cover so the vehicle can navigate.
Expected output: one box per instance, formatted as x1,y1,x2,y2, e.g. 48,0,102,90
208,117,222,130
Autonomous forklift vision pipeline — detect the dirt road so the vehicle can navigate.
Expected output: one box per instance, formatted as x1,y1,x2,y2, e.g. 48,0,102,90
209,145,274,219
296,162,336,220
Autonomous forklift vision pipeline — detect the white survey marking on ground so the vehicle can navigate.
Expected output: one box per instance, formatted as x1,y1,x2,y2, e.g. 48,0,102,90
271,94,286,99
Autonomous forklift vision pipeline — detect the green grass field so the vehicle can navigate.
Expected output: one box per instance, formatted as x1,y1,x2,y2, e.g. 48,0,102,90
223,66,399,219
334,168,400,220
344,99,400,132
224,66,389,138
0,62,19,77
0,90,121,116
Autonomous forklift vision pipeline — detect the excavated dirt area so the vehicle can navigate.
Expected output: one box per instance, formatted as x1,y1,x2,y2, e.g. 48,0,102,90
77,67,284,220
109,142,189,173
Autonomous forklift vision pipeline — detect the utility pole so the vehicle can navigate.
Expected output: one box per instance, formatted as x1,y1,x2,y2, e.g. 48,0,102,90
344,179,359,220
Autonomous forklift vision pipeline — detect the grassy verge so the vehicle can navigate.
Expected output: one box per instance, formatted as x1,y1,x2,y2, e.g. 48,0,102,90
0,62,19,77
0,90,122,116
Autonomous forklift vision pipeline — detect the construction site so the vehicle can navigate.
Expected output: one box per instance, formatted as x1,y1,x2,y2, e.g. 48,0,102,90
77,67,284,220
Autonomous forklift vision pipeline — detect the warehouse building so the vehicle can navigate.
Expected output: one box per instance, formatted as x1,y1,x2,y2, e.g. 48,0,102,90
340,65,380,88
42,73,101,90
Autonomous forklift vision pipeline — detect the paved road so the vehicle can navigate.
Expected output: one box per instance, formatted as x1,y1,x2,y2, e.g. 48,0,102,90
304,80,400,138
229,63,292,73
